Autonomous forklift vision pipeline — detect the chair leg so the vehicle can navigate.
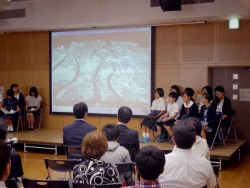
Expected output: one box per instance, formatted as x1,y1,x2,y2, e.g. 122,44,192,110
210,127,220,150
233,125,238,143
219,128,225,148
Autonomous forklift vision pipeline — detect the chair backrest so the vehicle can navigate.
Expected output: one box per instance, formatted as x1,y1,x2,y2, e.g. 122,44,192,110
72,182,121,188
212,164,220,177
161,150,172,155
6,179,18,188
44,158,81,172
22,178,70,188
119,144,136,162
64,145,84,158
115,162,133,174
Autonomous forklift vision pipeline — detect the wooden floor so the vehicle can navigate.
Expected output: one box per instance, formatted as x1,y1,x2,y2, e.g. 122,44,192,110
8,128,247,160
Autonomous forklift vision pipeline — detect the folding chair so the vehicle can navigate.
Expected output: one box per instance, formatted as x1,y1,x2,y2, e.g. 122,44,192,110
16,110,23,132
6,179,18,188
64,145,86,161
22,178,70,188
225,109,237,143
35,102,43,129
44,158,81,180
115,162,134,185
119,144,136,162
72,182,121,188
210,114,225,150
211,161,220,188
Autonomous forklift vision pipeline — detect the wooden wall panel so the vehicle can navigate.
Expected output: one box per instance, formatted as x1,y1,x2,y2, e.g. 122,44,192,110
181,23,215,63
217,21,250,63
0,34,8,66
9,33,32,66
33,32,49,66
0,71,9,95
32,70,49,103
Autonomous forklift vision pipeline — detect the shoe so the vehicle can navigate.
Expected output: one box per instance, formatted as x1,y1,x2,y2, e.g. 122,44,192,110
9,125,13,132
143,137,150,143
156,134,163,143
169,136,174,145
7,126,10,132
139,137,145,143
30,128,34,131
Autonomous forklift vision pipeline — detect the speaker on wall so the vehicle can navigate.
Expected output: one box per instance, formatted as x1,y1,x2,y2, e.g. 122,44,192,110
159,0,182,12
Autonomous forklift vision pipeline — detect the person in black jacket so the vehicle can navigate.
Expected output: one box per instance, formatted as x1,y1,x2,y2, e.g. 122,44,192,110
200,94,219,145
11,84,25,114
213,86,231,128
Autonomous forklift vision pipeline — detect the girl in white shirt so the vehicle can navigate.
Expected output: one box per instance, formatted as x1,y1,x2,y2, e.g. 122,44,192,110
140,88,165,143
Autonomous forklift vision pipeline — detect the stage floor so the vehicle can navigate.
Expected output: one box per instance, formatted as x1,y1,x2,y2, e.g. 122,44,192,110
8,128,246,160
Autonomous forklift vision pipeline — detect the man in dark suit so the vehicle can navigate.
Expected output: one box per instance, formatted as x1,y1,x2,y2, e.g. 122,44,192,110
63,102,97,146
117,106,139,153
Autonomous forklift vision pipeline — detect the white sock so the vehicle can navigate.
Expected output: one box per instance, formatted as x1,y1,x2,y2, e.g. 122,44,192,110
9,125,13,131
146,133,149,138
143,132,146,137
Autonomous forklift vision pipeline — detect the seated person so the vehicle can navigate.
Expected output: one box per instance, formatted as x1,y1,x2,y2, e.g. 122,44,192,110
174,117,210,160
126,146,165,188
156,92,179,144
11,84,25,115
102,123,131,185
117,106,139,153
73,130,119,185
200,94,219,145
165,85,183,111
1,89,20,132
140,88,165,143
25,87,42,130
0,120,24,182
0,139,11,188
198,86,214,111
158,120,216,188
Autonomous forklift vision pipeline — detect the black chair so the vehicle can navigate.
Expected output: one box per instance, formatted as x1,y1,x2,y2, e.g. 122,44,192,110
116,162,134,185
225,109,237,143
119,144,137,162
44,158,81,180
72,182,121,188
210,116,225,150
6,179,18,188
64,145,86,161
22,178,70,188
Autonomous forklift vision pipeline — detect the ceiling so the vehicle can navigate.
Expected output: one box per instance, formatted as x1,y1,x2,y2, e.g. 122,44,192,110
0,0,249,33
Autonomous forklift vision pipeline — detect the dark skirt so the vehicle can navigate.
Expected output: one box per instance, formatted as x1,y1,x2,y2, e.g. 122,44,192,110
141,117,158,131
157,119,176,127
26,106,39,116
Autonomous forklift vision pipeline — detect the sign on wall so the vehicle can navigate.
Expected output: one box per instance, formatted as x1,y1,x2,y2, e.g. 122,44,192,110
240,89,250,101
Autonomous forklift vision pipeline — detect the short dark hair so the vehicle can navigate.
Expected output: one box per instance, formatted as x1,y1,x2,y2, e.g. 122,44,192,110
0,120,7,140
184,87,194,97
155,88,164,97
73,102,88,119
214,86,225,94
168,92,179,102
82,130,108,158
203,93,213,103
202,86,213,99
171,85,181,96
184,117,202,136
173,120,196,149
6,89,14,98
29,87,38,98
135,146,165,180
0,139,10,180
102,123,120,141
10,84,18,89
118,106,132,124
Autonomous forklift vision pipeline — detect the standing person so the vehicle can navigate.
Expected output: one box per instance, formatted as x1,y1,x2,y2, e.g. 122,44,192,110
1,89,20,132
165,85,183,110
199,86,214,111
25,87,42,130
140,88,165,143
156,92,179,144
10,84,25,115
200,94,219,145
213,86,231,128
0,140,11,188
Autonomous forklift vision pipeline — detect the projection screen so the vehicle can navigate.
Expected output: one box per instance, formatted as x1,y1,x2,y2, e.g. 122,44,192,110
50,27,153,116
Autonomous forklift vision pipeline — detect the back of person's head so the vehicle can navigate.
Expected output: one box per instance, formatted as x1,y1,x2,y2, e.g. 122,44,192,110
82,130,108,159
0,139,10,181
6,89,14,98
102,123,120,141
168,92,179,102
170,85,181,96
0,120,7,140
202,86,213,98
184,87,194,97
135,146,165,181
10,84,18,90
29,87,38,97
173,120,196,149
184,117,202,136
73,102,88,119
117,106,132,124
155,88,164,97
203,93,213,103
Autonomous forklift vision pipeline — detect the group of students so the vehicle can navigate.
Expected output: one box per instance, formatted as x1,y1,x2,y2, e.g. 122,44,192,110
140,85,232,145
0,85,42,132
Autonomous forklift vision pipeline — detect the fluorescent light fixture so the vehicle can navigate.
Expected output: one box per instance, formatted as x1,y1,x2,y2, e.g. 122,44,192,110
229,19,240,29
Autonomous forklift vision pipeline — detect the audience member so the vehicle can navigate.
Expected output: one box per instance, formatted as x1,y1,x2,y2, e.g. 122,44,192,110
158,120,216,188
198,86,214,111
25,87,42,130
63,102,96,147
73,130,119,185
0,120,24,182
200,94,219,145
140,88,165,143
10,84,25,115
165,85,183,110
0,139,11,188
156,92,179,144
126,146,165,188
1,89,20,132
117,106,139,152
184,87,195,102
